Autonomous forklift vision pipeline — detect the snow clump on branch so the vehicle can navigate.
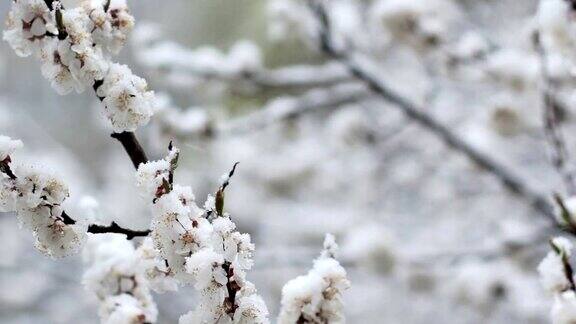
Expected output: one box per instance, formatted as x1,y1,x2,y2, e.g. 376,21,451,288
278,234,350,324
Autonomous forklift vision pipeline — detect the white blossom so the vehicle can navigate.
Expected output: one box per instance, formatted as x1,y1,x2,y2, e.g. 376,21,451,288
278,234,350,324
0,156,87,258
552,291,576,324
233,293,270,324
0,135,23,161
136,146,179,201
3,0,155,132
98,63,155,132
135,237,179,293
84,0,135,54
2,0,58,57
83,233,158,324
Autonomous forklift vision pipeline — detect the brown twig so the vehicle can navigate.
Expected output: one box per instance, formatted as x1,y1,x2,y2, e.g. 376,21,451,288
87,222,151,240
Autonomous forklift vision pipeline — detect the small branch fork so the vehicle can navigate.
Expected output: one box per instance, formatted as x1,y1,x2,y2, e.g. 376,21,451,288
307,0,557,223
0,157,151,239
24,2,153,238
5,0,151,238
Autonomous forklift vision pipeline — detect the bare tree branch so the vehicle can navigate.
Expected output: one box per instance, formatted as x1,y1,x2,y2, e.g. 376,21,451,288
158,84,372,141
133,33,354,91
87,222,151,240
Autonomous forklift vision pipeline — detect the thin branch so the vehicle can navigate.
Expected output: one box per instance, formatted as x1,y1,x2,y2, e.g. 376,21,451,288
132,33,354,92
87,222,151,240
308,0,556,222
0,159,151,240
535,33,576,196
92,80,150,169
159,84,371,141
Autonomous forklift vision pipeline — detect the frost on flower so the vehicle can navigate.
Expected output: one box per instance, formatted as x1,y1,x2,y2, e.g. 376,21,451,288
150,184,211,281
0,138,87,257
2,0,58,57
179,214,267,323
136,145,179,202
552,291,576,324
135,237,179,293
0,135,23,161
3,0,154,132
15,167,87,258
138,147,268,323
98,63,156,132
278,234,350,324
39,39,84,95
83,233,158,324
84,0,135,54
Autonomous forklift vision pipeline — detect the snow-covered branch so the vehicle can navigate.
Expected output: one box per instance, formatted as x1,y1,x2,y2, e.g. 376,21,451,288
131,26,354,92
155,84,371,141
307,0,558,225
535,3,576,196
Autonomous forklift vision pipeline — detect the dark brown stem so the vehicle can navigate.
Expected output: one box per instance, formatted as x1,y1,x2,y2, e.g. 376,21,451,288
92,80,149,170
111,132,149,169
309,1,556,222
60,211,77,225
0,158,17,180
222,261,240,316
88,222,151,240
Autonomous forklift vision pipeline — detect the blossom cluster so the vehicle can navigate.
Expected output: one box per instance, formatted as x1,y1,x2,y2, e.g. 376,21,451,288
538,237,576,324
3,0,155,132
83,233,158,324
0,135,87,258
136,146,270,323
278,234,350,324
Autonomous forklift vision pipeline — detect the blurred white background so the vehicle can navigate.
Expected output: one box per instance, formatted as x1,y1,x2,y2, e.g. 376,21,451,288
1,0,571,323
